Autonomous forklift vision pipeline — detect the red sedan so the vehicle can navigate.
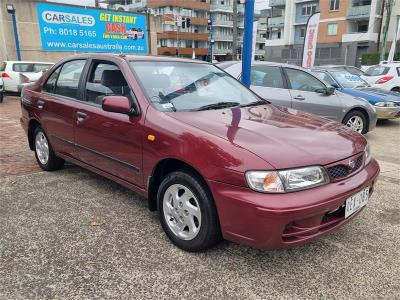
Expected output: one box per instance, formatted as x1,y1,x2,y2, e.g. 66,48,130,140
20,54,380,252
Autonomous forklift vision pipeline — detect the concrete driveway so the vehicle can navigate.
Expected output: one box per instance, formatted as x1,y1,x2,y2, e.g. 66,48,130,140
1,96,399,299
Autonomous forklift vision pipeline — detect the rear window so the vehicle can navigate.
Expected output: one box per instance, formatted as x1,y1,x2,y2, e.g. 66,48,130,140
364,65,390,76
33,64,53,72
13,63,33,72
0,62,5,71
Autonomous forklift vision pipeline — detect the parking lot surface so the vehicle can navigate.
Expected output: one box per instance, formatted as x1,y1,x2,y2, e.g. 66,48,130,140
1,96,399,299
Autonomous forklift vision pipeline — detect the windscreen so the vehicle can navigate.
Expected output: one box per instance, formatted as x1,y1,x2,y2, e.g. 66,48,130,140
330,71,369,88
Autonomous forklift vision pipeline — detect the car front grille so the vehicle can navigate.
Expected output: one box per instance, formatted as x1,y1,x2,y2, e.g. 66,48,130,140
326,155,363,180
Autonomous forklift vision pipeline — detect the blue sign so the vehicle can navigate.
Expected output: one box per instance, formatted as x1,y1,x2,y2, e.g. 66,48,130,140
36,3,148,53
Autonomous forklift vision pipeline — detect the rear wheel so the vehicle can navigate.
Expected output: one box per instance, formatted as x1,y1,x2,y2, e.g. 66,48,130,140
157,170,221,252
391,87,400,93
0,92,3,103
343,111,368,134
33,126,64,171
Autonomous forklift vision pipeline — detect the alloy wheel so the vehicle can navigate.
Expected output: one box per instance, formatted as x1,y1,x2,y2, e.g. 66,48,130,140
346,116,364,133
162,184,202,241
35,131,49,165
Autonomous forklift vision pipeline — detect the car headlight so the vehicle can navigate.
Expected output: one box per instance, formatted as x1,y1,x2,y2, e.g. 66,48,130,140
245,166,329,193
374,101,397,107
365,143,372,165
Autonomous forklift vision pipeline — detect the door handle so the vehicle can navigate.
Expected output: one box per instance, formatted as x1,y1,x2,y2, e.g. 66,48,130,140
294,95,305,101
76,111,87,123
37,100,45,109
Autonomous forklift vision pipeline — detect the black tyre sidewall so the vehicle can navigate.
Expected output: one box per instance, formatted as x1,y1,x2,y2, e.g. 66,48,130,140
33,126,64,171
157,171,221,252
344,111,368,134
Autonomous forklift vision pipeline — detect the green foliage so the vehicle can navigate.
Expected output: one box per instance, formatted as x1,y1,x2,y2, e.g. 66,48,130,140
362,51,400,65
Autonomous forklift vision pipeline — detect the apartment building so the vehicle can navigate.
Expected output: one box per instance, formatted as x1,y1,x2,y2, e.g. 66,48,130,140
111,0,267,60
265,0,386,67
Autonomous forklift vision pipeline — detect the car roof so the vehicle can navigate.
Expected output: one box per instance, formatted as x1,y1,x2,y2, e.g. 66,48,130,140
58,53,208,64
218,60,305,70
3,61,54,64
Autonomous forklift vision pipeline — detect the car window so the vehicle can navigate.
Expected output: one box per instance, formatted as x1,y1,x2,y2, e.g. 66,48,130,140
364,65,390,76
0,62,6,71
13,63,33,72
285,68,326,92
33,64,53,72
130,61,260,112
85,62,132,105
54,60,86,99
43,66,61,93
251,66,284,88
312,71,336,86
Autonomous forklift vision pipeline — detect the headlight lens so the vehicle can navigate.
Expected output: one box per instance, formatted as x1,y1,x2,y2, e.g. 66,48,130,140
365,143,372,165
245,166,329,193
374,101,396,107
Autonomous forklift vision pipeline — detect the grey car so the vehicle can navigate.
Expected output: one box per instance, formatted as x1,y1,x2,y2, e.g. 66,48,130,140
218,61,377,134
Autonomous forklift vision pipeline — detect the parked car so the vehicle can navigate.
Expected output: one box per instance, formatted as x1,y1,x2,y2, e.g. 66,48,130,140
0,76,4,103
0,61,53,93
219,61,377,134
21,54,380,252
126,28,144,39
320,65,365,77
312,67,400,120
361,62,400,93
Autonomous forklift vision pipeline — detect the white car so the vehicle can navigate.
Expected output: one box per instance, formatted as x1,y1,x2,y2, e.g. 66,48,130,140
0,61,53,93
126,28,144,39
0,76,4,103
361,62,400,93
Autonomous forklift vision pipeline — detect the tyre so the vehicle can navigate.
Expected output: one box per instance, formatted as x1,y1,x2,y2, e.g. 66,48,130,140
343,111,368,134
157,170,221,252
0,92,3,103
391,87,400,93
33,126,65,171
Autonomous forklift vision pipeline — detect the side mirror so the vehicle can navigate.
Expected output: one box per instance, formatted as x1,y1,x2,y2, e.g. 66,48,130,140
102,96,133,115
325,86,335,95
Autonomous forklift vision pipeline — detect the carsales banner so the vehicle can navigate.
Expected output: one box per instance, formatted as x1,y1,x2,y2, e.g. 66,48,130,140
36,3,148,53
302,12,320,69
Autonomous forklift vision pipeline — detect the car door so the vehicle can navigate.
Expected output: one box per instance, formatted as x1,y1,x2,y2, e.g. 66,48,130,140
38,59,87,156
284,67,342,121
74,60,144,187
249,65,292,108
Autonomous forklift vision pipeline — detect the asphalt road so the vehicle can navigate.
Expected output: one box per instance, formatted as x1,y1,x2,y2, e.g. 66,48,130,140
1,96,399,299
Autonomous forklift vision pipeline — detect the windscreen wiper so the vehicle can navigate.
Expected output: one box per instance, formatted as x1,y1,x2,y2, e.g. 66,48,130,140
240,99,270,107
196,102,240,111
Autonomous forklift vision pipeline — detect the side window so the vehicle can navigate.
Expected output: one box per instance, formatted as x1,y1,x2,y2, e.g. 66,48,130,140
54,60,86,99
43,67,61,93
285,68,326,92
250,66,284,89
85,62,131,105
13,63,33,72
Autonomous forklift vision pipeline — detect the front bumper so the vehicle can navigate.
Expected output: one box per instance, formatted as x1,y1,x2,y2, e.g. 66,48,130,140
375,106,400,119
209,158,380,250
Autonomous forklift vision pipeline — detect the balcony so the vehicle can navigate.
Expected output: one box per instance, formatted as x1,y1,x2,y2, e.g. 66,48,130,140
148,0,209,11
269,0,286,7
347,5,371,20
157,47,208,56
157,31,209,41
342,32,378,43
213,33,233,41
267,16,285,28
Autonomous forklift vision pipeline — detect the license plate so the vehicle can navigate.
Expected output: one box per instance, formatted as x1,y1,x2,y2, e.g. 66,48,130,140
345,187,369,218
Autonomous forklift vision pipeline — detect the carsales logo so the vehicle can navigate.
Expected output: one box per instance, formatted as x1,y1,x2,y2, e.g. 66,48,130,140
42,11,95,26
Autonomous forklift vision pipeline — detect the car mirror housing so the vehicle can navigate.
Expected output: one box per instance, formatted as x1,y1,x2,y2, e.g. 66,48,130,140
325,86,335,95
331,83,340,89
102,96,133,115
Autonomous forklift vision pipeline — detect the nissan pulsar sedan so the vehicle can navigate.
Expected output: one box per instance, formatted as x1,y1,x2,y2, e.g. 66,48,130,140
20,54,380,252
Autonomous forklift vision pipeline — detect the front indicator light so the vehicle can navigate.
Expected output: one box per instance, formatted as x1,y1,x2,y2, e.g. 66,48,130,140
246,166,329,193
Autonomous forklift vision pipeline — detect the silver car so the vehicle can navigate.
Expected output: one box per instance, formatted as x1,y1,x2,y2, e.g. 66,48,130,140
219,61,377,134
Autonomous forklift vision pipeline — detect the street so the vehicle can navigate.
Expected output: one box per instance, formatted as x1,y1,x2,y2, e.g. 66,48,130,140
0,96,399,299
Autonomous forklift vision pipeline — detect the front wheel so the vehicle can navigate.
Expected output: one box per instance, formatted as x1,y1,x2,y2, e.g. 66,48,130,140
157,171,221,252
0,92,3,103
343,111,368,134
33,126,65,171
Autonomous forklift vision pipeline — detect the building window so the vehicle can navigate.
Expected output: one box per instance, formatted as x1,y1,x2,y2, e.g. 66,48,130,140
330,0,340,11
327,23,338,35
300,27,306,38
301,4,317,16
